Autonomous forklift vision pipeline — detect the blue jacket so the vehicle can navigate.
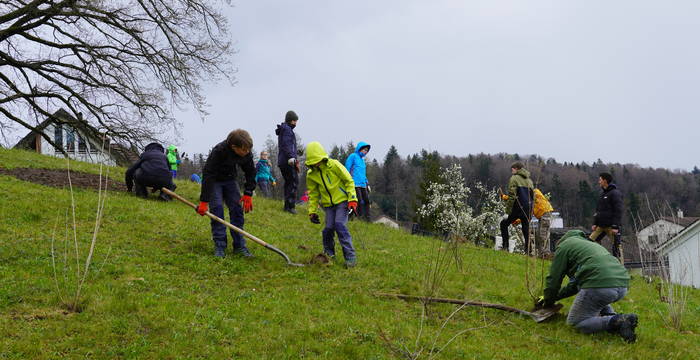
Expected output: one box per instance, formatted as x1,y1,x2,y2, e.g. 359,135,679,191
255,159,276,183
344,141,370,187
275,122,297,166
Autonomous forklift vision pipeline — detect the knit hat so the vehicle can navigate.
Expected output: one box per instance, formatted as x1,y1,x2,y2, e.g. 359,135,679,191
285,110,298,123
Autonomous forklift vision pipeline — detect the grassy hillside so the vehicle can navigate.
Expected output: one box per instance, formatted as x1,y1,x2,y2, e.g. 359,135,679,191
1,148,699,359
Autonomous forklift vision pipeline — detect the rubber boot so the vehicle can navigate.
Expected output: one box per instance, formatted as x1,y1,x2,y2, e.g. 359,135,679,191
608,314,638,343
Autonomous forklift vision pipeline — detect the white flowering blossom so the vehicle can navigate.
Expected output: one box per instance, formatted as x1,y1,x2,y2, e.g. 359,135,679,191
418,164,505,245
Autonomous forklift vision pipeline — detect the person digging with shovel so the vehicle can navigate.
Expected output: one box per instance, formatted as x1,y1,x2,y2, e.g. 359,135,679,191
305,141,359,268
537,230,639,343
195,129,256,258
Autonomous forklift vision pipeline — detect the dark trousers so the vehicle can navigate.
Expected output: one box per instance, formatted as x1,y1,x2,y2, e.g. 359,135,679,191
500,210,530,253
134,169,175,200
257,180,272,197
355,187,371,221
209,179,246,251
279,163,298,209
322,202,355,261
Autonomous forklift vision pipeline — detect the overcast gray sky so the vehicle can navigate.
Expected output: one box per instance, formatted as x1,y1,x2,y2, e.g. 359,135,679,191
174,0,700,170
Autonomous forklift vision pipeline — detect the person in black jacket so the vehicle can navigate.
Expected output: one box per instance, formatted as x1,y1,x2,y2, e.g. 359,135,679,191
276,110,299,214
195,129,257,258
125,142,176,201
590,172,624,262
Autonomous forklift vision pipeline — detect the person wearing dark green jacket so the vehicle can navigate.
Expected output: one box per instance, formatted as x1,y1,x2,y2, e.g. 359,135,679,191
499,162,534,253
539,230,638,343
305,141,358,268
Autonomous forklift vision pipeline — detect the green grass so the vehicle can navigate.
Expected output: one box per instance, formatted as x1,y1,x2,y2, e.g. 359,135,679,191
1,148,699,359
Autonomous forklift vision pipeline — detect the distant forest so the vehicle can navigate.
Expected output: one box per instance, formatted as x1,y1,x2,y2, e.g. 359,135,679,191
179,139,700,233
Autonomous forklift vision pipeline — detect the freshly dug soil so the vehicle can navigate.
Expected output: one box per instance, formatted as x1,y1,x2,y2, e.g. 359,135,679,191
0,167,127,192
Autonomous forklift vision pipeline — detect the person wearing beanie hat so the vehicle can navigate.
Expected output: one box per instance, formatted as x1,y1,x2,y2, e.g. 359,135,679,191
276,110,300,214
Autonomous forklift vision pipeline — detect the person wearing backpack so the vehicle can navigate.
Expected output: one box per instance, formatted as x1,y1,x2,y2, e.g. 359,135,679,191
533,188,555,256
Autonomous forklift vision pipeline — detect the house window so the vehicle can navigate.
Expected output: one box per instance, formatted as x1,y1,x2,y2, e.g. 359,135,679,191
65,128,75,153
78,134,87,153
648,235,658,245
54,124,63,150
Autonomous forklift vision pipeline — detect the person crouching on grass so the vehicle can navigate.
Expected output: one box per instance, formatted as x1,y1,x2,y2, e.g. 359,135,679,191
195,129,256,258
305,141,359,268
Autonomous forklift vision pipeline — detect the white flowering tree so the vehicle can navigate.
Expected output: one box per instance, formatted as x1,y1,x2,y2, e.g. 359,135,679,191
418,164,505,246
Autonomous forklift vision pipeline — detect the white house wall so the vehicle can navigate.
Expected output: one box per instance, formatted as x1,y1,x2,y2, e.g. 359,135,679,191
41,124,117,166
666,232,700,288
637,220,684,250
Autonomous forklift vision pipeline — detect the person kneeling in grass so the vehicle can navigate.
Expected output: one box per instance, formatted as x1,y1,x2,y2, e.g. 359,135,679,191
538,230,638,343
305,141,358,268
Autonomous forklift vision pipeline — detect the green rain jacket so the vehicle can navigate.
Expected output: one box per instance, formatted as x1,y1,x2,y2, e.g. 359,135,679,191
543,230,630,304
166,145,179,171
305,141,357,215
505,168,534,211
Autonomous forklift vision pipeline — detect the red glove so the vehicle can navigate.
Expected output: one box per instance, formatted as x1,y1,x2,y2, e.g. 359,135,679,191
240,195,253,213
348,201,358,213
196,201,209,216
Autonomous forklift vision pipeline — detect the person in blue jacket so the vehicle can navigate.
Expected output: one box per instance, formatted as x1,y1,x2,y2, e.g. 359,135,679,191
255,151,276,197
344,141,371,220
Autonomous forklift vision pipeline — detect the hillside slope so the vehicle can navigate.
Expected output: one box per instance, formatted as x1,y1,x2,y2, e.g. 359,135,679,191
1,149,698,359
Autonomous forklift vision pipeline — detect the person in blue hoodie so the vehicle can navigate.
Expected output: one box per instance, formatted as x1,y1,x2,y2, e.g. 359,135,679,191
344,142,371,221
255,151,276,197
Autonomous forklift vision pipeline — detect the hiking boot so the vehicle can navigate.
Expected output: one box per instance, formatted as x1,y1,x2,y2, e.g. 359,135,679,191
323,251,336,259
608,314,638,343
233,247,254,258
214,247,226,258
284,207,297,214
345,259,356,268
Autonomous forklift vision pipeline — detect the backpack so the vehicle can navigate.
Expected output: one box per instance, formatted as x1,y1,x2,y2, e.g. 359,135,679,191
533,188,554,219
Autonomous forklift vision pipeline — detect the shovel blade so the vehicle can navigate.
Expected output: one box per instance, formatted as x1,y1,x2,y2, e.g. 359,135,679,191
530,304,563,323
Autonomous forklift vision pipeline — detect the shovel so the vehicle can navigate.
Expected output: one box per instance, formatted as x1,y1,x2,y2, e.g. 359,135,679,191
162,188,304,267
376,293,562,323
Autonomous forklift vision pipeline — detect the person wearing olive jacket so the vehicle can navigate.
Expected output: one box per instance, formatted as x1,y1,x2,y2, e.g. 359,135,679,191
499,162,534,253
539,230,638,343
195,129,256,258
305,141,358,268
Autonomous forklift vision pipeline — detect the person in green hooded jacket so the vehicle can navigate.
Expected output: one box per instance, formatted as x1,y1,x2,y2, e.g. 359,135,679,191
166,145,181,178
305,141,358,268
499,162,534,253
538,230,638,343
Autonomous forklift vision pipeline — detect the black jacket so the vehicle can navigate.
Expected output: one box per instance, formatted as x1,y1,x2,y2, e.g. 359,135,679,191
125,143,172,191
593,183,624,228
200,141,256,202
275,122,297,166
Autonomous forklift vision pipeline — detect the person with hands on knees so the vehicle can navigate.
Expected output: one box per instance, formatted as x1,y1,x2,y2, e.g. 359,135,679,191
538,230,638,343
305,141,358,268
197,129,256,258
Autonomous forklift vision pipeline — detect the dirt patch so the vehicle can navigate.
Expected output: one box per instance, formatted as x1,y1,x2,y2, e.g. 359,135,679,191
308,253,332,265
0,167,126,192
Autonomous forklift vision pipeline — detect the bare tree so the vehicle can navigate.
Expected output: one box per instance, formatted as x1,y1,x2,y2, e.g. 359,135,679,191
0,0,234,150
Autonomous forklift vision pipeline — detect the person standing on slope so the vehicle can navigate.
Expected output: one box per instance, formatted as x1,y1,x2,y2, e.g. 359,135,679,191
344,141,371,221
276,110,300,214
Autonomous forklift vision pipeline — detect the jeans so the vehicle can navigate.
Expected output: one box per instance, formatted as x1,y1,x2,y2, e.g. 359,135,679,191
279,163,298,209
355,187,371,221
209,179,246,251
322,202,355,261
567,287,628,333
257,180,272,197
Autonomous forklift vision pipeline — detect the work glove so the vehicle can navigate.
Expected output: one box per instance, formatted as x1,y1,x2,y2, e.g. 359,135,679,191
196,201,209,216
272,181,277,187
348,201,358,213
367,185,371,193
176,159,181,165
309,213,320,224
287,158,297,166
535,295,554,309
501,194,509,201
240,195,253,213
